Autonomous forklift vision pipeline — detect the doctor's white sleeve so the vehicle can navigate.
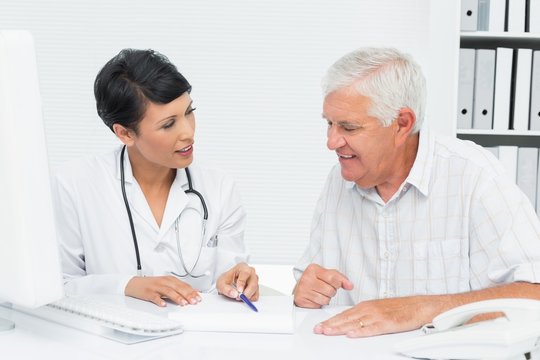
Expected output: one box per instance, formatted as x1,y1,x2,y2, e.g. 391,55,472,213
50,174,132,296
213,175,249,279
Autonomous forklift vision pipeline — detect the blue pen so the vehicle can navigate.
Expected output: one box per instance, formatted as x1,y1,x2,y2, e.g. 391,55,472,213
234,284,258,312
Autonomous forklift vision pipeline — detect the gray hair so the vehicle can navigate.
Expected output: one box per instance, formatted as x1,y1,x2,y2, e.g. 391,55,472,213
322,47,426,133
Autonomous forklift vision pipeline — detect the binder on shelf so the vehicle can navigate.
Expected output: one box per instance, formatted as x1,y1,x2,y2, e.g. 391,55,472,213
477,0,490,31
530,0,540,33
531,51,540,131
508,0,526,32
537,155,540,218
457,48,475,129
517,147,538,208
473,49,496,129
485,146,499,158
493,48,513,130
498,146,518,183
513,48,533,131
489,0,506,32
460,0,479,31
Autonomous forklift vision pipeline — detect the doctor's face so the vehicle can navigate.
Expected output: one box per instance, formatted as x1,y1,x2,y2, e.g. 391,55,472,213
129,92,196,170
323,86,398,189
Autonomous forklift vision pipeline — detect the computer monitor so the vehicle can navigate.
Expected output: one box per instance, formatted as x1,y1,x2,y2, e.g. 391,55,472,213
0,30,64,330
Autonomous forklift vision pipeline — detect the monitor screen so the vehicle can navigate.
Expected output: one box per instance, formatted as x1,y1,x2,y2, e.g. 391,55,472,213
0,30,64,328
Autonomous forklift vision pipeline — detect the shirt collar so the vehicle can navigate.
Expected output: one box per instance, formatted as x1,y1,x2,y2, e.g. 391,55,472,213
345,126,433,198
404,127,433,197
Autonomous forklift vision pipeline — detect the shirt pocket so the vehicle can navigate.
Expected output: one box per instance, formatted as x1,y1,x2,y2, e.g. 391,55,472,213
413,238,464,294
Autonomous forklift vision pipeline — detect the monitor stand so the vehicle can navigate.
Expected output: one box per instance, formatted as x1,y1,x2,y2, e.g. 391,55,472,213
0,317,15,331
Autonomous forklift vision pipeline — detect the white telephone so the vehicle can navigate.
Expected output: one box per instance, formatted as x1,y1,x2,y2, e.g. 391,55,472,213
394,298,540,360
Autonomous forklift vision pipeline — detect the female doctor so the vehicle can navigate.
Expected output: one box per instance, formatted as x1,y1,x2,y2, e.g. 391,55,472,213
51,48,259,307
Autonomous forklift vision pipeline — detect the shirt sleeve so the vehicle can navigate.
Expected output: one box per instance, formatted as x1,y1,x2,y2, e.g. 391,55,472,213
213,175,249,281
469,170,540,288
50,172,133,296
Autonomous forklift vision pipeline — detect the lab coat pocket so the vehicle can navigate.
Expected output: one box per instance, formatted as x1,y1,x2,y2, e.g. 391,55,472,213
413,238,462,294
195,245,218,275
182,246,218,292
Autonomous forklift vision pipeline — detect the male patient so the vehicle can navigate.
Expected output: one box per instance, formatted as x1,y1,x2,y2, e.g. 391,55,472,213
293,47,540,337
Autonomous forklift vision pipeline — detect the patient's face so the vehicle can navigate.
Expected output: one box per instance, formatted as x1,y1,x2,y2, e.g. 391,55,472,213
323,87,398,189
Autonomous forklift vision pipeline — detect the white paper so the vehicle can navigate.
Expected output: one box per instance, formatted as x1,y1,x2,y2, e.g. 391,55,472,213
168,294,295,334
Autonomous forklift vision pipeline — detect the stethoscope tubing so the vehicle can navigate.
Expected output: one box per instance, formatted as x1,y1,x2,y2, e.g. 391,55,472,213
119,145,208,277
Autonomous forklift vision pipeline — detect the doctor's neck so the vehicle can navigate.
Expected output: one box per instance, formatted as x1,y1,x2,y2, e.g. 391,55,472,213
127,148,176,189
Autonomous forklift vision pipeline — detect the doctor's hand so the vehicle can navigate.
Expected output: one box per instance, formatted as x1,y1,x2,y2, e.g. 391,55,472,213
294,264,353,308
216,262,259,301
125,276,202,307
314,295,446,338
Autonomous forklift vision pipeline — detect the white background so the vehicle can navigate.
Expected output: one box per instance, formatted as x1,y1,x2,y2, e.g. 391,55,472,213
0,0,459,264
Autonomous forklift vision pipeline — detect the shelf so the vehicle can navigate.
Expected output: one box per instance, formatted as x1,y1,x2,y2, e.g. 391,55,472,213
457,129,540,136
460,31,540,49
457,131,540,147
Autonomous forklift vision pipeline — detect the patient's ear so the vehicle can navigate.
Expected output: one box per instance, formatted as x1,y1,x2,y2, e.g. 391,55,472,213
394,107,416,146
112,124,135,146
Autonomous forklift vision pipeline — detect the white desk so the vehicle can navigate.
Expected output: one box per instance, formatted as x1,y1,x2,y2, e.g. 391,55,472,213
0,299,416,360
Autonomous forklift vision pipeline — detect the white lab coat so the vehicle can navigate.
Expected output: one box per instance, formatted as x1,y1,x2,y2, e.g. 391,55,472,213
51,146,248,296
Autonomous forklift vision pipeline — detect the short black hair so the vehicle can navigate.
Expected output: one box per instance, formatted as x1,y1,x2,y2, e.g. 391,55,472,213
94,48,191,133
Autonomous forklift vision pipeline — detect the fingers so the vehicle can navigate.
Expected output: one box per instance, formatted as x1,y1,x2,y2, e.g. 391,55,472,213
125,276,201,307
161,279,202,306
314,307,371,336
294,264,352,308
216,263,259,300
317,267,354,291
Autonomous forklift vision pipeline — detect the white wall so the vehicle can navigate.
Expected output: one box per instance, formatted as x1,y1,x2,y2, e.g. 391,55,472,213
0,0,459,264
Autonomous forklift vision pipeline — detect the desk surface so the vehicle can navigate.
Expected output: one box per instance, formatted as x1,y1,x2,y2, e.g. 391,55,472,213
0,297,416,360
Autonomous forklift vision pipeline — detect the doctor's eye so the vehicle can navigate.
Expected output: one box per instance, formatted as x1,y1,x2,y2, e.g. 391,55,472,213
162,119,176,129
186,107,197,115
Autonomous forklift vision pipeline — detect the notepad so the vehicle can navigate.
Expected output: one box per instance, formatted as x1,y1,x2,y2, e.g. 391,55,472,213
168,294,295,334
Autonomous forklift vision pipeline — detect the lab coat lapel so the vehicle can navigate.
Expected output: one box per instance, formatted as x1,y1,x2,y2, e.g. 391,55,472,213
159,169,189,239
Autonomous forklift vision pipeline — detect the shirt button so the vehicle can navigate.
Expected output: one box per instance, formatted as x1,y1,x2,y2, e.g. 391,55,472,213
384,251,390,259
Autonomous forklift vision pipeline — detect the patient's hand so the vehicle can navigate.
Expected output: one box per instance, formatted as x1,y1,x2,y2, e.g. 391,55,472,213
125,275,201,307
294,264,353,308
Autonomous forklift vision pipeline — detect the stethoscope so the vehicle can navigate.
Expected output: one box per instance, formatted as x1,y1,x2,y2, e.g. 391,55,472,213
120,145,208,278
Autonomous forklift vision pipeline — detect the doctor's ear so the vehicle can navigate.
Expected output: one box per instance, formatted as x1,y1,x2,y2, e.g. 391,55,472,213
112,123,136,146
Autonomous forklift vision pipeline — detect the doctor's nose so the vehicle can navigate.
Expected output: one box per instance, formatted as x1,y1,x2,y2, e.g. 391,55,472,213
177,117,195,140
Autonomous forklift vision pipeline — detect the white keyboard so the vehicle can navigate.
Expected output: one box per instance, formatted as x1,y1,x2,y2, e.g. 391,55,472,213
16,296,183,343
